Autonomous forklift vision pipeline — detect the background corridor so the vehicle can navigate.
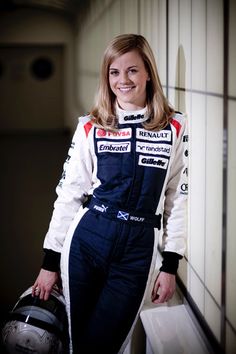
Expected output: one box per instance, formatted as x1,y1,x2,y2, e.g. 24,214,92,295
0,132,71,320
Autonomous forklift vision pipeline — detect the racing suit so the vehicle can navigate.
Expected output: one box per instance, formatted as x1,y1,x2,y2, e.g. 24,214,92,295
42,105,188,353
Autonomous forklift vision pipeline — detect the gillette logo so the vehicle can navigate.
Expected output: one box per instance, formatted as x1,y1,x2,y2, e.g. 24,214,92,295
138,155,168,169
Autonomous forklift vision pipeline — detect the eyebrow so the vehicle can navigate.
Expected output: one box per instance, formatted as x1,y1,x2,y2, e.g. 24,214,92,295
109,65,138,70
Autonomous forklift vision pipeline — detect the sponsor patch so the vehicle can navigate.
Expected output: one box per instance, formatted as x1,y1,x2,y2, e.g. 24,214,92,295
119,114,147,124
97,141,131,153
124,114,144,121
136,128,171,142
180,183,188,194
117,211,129,220
183,167,188,176
130,215,145,222
93,204,108,213
136,142,171,156
96,128,131,139
138,155,168,169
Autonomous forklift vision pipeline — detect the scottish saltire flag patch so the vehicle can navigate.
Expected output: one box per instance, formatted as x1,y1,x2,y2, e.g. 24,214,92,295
117,211,129,221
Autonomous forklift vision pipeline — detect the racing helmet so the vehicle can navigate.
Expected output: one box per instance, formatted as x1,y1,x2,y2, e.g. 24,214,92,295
1,286,68,354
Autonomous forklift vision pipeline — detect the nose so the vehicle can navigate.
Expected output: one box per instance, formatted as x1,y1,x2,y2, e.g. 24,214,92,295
119,71,130,84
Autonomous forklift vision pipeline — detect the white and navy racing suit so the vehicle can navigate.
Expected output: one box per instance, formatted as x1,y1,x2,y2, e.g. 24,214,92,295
41,105,188,354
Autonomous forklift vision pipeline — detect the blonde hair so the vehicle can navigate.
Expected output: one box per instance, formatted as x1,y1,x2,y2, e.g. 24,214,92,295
91,34,174,131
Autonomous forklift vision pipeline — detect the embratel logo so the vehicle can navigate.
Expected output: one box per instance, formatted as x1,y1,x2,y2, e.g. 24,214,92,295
96,128,131,139
138,155,168,169
97,141,131,153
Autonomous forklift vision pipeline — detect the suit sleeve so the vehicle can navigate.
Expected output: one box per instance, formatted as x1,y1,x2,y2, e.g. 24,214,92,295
160,115,188,274
42,119,93,269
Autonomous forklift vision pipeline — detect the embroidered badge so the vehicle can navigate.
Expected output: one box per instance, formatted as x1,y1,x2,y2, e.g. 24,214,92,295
117,211,129,221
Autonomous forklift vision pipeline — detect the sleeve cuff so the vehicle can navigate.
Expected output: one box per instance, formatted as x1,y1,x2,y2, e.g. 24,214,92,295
159,251,183,275
41,249,61,272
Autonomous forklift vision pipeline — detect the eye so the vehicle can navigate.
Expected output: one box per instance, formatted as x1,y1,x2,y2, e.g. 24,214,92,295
128,68,138,74
109,70,119,76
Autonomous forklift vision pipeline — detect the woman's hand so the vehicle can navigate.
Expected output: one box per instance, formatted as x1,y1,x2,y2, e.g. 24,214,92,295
151,271,176,304
32,269,60,301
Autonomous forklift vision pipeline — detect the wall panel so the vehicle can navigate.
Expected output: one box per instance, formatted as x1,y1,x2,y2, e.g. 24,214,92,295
156,0,167,86
179,0,191,90
168,0,179,88
189,267,204,316
168,87,179,109
178,257,189,289
205,290,221,341
121,0,139,33
108,0,122,38
206,0,223,94
191,0,206,91
205,96,223,306
189,93,206,280
139,0,153,41
150,0,159,59
229,0,236,96
226,100,236,329
179,87,191,116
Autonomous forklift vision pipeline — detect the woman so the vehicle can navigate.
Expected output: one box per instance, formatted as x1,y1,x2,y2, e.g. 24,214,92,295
32,34,188,353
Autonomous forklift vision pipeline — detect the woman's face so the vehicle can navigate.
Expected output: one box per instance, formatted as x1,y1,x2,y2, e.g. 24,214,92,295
108,50,149,111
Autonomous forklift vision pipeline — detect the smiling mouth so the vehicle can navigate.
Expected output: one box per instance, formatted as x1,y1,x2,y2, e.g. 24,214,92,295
119,87,135,93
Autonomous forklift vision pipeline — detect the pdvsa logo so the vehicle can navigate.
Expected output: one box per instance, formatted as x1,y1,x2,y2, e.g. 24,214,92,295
97,129,106,137
96,128,131,139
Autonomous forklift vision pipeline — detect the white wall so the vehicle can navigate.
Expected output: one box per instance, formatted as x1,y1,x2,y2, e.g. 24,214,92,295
227,1,236,352
74,0,140,116
73,0,236,352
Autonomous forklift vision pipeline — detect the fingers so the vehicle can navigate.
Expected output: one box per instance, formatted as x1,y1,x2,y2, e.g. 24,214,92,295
31,284,51,301
31,269,60,301
31,284,40,298
152,288,174,304
43,289,51,301
151,291,160,303
151,281,160,302
151,272,176,304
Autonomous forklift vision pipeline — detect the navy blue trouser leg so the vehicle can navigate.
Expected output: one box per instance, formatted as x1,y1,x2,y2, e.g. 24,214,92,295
68,211,154,354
